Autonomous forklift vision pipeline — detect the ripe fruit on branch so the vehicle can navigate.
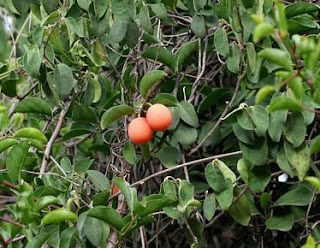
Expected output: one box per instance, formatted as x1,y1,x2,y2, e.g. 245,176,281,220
128,117,153,144
146,104,172,131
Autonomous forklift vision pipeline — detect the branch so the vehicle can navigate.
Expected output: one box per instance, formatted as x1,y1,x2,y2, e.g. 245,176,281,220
39,103,70,176
130,150,242,188
188,70,246,156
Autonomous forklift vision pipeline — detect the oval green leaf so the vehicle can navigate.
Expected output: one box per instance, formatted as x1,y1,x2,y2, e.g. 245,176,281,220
14,97,52,116
41,209,78,225
140,70,167,98
100,105,135,129
14,127,48,143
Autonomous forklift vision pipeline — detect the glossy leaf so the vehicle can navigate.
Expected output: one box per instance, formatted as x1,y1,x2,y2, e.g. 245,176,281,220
0,138,18,153
178,101,199,128
14,97,52,116
268,97,302,112
41,209,78,225
214,28,229,57
54,64,76,100
191,14,206,38
14,127,47,143
259,48,292,71
100,105,135,129
175,41,197,71
273,183,313,206
151,93,178,106
123,141,137,165
203,193,216,221
87,206,124,230
87,170,110,192
266,211,294,231
140,70,167,98
7,142,30,182
142,46,175,69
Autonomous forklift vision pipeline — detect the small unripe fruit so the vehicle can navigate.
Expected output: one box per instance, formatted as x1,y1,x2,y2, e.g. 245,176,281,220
146,104,172,131
128,117,153,144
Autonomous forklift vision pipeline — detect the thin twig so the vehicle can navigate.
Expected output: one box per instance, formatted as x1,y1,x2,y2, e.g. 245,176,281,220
40,102,70,176
188,70,246,156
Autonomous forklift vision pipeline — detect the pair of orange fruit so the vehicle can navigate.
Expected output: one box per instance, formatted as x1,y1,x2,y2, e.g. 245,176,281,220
128,104,172,144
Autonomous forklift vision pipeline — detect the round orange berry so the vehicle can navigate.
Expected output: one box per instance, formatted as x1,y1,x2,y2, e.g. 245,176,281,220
146,104,172,131
128,117,153,144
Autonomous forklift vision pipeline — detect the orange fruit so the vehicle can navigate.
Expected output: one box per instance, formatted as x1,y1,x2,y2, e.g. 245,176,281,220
146,104,172,131
112,185,119,195
128,117,153,144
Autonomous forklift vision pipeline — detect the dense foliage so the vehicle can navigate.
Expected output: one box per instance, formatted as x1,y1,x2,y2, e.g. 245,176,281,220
1,0,320,247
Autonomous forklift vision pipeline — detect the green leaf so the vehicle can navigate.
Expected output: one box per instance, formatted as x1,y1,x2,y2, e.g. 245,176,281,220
191,14,206,39
154,146,180,168
248,105,269,137
241,0,254,9
113,177,135,212
137,194,177,217
175,41,198,71
214,28,229,57
14,97,52,116
247,165,271,193
178,101,199,128
226,43,240,73
41,209,78,225
173,123,197,147
111,0,135,22
239,138,268,166
84,216,110,247
7,143,30,183
141,46,175,69
126,22,139,48
284,142,310,181
139,6,153,33
42,0,59,14
77,0,92,11
215,180,233,210
284,113,306,148
25,233,50,248
258,48,292,71
100,105,135,129
109,20,128,44
285,2,320,18
123,141,137,165
63,122,95,141
305,177,320,193
14,127,47,143
94,0,108,18
310,135,320,155
151,93,178,106
60,227,77,248
150,3,167,19
140,70,167,98
266,211,294,231
203,193,216,221
54,64,76,100
24,44,42,77
273,183,313,207
228,192,251,226
87,206,124,230
277,143,294,177
246,42,256,73
253,23,274,43
255,85,274,104
268,97,302,112
0,138,18,153
268,110,287,142
12,0,30,15
87,170,110,192
34,196,59,212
